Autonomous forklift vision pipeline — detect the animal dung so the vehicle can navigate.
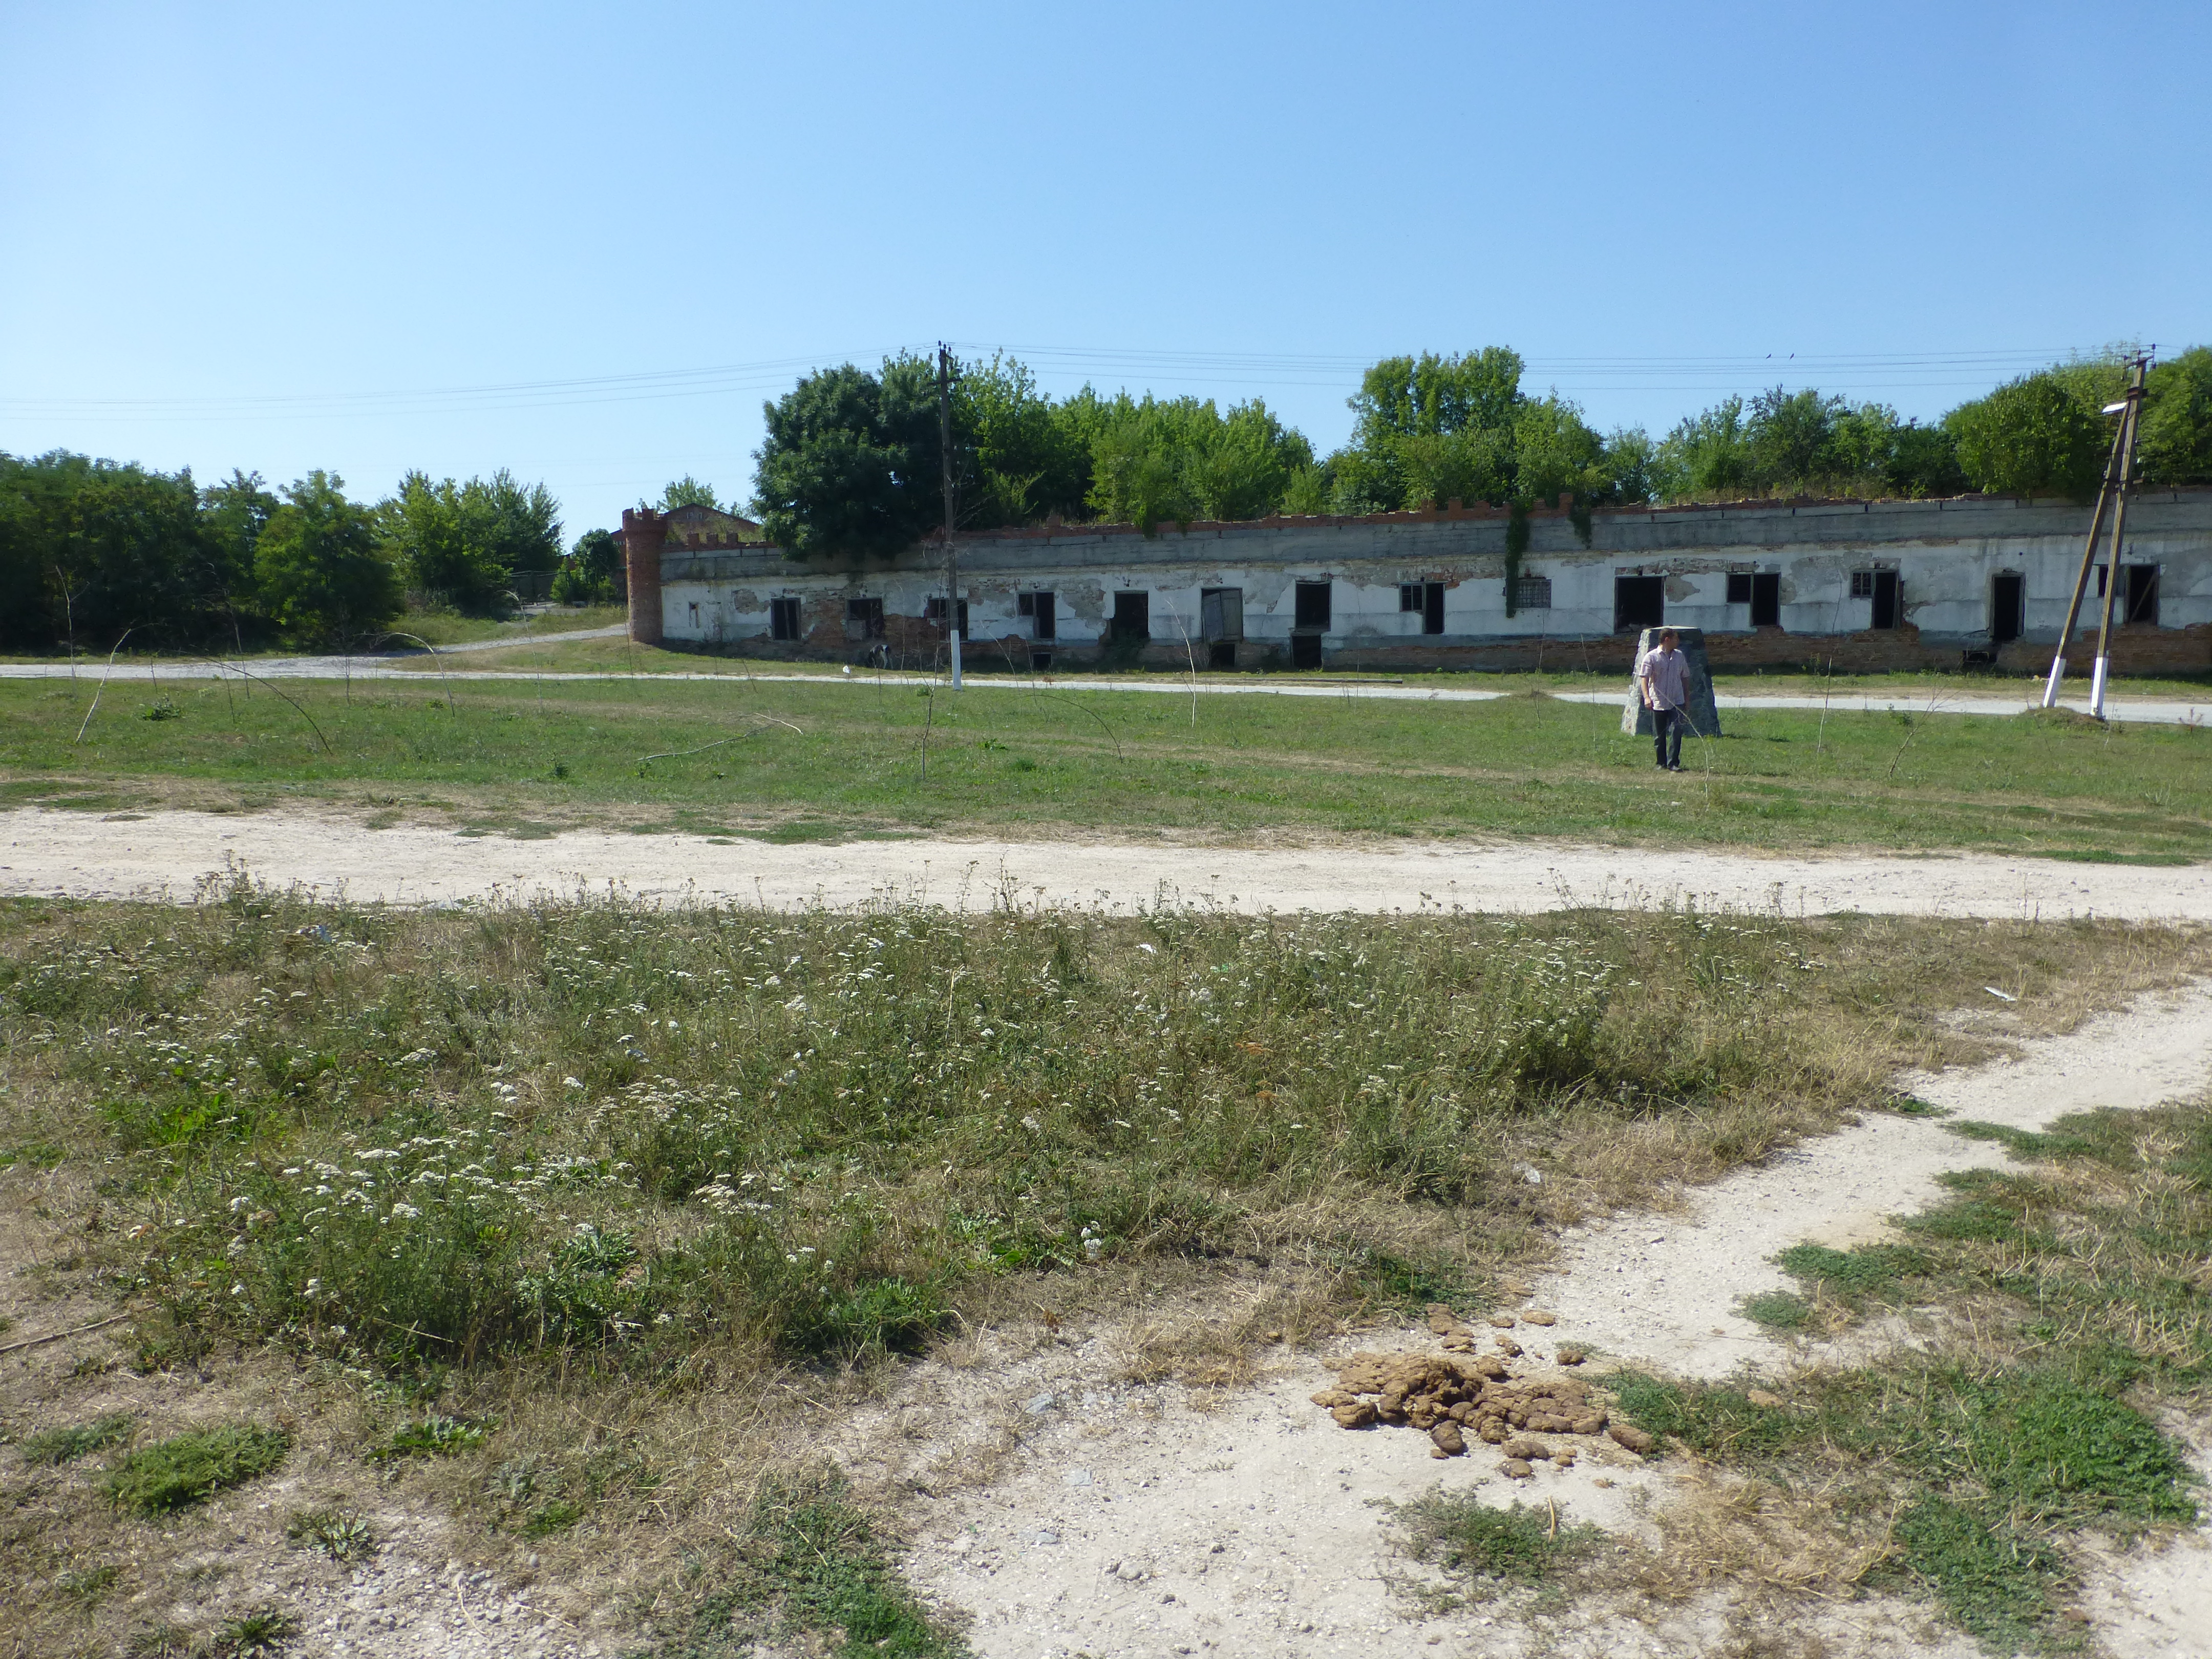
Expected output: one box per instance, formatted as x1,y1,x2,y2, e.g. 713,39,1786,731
1318,1309,1652,1462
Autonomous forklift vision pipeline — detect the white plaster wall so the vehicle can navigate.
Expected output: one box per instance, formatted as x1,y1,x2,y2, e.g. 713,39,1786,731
652,507,2212,651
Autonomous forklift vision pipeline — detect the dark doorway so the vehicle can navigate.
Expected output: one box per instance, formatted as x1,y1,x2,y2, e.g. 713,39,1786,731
1112,590,1149,641
1991,573,2024,644
2126,564,2160,625
1751,572,1781,628
1614,575,1664,634
1291,633,1323,669
1208,640,1237,669
1871,570,1900,630
1294,581,1332,631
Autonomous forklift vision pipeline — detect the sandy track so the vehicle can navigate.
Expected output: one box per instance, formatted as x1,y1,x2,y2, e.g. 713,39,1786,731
5,806,2211,919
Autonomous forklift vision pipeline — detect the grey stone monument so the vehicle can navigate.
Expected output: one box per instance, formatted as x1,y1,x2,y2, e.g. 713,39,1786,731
1619,626,1721,737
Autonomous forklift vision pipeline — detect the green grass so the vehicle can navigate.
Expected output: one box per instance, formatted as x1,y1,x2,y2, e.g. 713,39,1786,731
658,1470,963,1658
5,888,2204,1652
101,1425,289,1516
17,1414,134,1464
1384,1493,1606,1600
1620,1094,2212,1651
5,661,2212,857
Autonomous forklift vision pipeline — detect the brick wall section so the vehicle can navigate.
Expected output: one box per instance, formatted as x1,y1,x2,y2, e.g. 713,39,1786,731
621,508,667,646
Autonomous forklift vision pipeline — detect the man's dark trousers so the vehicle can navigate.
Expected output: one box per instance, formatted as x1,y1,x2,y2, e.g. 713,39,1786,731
1652,707,1684,768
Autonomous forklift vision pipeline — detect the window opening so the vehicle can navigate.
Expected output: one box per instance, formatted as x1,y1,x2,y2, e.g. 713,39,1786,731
925,596,969,636
1726,572,1753,605
769,597,802,641
1291,633,1323,669
2126,564,2160,625
844,596,884,641
1509,578,1547,614
1112,590,1150,641
1200,587,1242,641
1613,575,1664,634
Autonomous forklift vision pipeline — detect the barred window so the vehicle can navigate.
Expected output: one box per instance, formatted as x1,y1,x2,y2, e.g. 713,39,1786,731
1513,576,1552,610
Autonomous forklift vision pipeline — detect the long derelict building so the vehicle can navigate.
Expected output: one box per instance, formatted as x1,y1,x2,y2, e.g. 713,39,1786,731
619,491,2212,676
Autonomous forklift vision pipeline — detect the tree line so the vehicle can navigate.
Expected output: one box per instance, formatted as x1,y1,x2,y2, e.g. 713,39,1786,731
7,346,2208,652
752,345,2212,559
0,457,595,653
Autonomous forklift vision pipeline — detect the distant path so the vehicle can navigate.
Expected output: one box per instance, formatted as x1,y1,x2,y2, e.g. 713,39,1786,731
5,807,2208,918
1,646,2203,726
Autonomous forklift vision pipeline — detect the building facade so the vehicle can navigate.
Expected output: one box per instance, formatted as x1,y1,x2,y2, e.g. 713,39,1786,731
619,491,2212,675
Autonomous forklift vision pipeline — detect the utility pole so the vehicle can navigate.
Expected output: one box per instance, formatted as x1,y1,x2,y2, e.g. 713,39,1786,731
938,342,962,689
2043,352,2149,717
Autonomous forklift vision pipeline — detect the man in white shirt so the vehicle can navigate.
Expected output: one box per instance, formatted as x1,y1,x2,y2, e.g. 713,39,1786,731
1638,627,1689,771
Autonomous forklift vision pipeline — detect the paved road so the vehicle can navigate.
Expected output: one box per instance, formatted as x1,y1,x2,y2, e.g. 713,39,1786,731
2,635,2205,727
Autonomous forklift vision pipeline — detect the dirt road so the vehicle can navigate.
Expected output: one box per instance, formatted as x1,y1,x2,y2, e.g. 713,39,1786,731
5,805,2210,918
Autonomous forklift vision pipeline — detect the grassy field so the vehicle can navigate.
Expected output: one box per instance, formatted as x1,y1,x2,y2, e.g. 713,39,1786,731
1,888,2203,1655
4,665,2209,859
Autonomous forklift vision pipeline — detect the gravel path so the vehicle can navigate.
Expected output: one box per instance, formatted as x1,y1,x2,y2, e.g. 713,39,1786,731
6,806,2210,919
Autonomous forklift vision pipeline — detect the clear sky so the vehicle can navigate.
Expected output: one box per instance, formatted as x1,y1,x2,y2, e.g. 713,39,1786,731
3,1,2205,538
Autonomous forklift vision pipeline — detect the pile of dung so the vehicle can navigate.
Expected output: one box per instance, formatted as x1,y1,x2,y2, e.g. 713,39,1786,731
1311,1304,1655,1477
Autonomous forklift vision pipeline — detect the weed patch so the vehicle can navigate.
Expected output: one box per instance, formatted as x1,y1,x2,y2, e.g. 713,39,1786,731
102,1425,288,1516
663,1469,962,1657
367,1413,493,1460
18,1413,133,1463
1385,1492,1605,1599
286,1506,376,1559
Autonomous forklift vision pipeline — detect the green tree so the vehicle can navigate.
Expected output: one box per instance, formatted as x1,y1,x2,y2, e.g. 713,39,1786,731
956,354,1089,527
197,470,279,652
0,451,214,652
554,527,625,603
379,470,561,612
753,360,944,559
2140,347,2212,485
1655,398,1750,499
1946,371,2110,498
256,472,399,644
651,476,722,513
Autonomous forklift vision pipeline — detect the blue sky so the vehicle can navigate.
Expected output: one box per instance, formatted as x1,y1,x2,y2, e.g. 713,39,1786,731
3,1,2205,537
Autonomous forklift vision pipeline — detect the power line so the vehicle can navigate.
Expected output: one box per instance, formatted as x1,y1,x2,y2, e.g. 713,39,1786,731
0,342,2124,424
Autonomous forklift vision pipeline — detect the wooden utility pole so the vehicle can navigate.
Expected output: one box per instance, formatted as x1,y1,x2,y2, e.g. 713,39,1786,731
938,342,962,689
2043,353,2149,717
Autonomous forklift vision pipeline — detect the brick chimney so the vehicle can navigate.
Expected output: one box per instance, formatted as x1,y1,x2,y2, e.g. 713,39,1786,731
621,508,667,645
